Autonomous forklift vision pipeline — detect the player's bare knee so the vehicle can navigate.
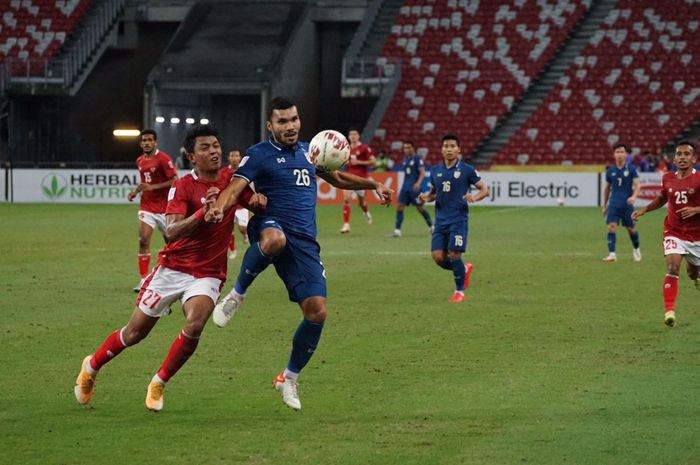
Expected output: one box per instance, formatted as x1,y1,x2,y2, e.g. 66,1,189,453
122,326,148,346
666,263,680,275
260,231,286,256
607,224,618,233
138,236,150,249
431,251,446,264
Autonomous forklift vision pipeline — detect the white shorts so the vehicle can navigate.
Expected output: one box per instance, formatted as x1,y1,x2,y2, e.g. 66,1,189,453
138,210,167,234
235,207,249,227
345,189,366,199
136,266,222,317
663,236,700,266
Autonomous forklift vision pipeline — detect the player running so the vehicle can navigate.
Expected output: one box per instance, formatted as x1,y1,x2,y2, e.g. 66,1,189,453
207,97,392,410
392,140,433,237
632,141,700,327
419,134,488,303
601,143,641,263
74,125,264,411
220,149,250,259
340,127,376,233
127,129,178,291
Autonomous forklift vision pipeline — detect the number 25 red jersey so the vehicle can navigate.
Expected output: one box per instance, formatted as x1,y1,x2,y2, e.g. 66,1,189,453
662,169,700,241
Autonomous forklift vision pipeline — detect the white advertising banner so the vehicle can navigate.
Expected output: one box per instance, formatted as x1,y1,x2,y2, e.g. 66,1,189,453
476,172,599,206
11,169,192,204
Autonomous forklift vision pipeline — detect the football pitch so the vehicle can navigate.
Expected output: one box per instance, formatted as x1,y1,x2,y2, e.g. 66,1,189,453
1,203,698,465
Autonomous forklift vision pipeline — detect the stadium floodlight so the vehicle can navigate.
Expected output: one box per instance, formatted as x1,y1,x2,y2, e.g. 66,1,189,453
200,118,209,125
155,116,165,123
112,129,141,137
186,118,195,124
170,117,181,124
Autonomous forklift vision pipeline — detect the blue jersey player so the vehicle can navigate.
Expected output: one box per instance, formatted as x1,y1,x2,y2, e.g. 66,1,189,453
206,97,393,410
602,143,641,263
419,134,489,302
392,140,433,237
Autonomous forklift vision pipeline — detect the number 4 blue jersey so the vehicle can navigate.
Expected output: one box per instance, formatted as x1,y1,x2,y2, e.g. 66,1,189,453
605,164,638,208
235,138,318,238
430,159,482,225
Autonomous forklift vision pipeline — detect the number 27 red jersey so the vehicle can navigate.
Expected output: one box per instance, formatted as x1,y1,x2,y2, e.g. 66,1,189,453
662,169,700,241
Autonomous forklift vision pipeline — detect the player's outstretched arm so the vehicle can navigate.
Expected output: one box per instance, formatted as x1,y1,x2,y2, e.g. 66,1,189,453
206,177,249,222
319,170,394,205
632,192,667,220
464,180,489,203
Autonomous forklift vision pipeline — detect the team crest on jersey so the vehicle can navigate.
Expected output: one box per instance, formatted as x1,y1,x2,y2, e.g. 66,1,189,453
454,170,461,179
150,167,156,172
200,197,206,205
623,170,629,177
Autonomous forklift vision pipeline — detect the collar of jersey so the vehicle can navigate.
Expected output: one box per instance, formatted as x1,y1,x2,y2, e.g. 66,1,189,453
268,137,298,152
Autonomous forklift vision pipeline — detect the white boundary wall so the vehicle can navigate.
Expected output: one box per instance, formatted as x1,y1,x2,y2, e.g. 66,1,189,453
1,168,666,207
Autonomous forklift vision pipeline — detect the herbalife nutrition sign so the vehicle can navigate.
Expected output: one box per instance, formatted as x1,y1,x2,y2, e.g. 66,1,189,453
11,169,185,204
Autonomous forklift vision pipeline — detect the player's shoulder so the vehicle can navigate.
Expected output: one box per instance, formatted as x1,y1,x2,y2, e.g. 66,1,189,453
157,150,173,160
662,171,676,183
173,171,196,187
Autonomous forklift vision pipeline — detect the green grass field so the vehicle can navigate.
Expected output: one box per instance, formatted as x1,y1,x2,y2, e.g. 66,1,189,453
1,203,698,465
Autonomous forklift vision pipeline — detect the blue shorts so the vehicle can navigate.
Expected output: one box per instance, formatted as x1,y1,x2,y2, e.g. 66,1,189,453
431,220,468,253
248,217,327,303
398,189,422,206
606,204,634,228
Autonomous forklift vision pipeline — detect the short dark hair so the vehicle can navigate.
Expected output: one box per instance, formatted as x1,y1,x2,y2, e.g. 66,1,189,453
442,133,460,147
403,140,415,148
613,143,629,153
348,127,361,134
140,129,157,140
677,140,696,153
183,124,220,154
267,97,296,121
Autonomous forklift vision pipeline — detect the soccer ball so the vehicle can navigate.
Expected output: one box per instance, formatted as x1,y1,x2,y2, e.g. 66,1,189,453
309,130,350,171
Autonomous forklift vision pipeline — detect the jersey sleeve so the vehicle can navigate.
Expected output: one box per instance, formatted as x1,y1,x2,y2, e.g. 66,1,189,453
415,155,424,168
160,154,178,178
630,166,639,179
165,179,189,215
466,166,482,186
605,169,612,184
234,150,262,183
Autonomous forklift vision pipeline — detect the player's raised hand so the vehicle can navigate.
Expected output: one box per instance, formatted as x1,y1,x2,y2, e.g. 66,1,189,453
677,206,700,219
631,208,644,221
247,193,268,214
205,207,224,223
204,187,220,210
374,183,394,206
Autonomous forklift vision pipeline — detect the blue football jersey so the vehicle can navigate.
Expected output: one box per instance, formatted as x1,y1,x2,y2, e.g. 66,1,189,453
400,155,424,192
430,159,482,225
235,138,318,238
605,163,638,208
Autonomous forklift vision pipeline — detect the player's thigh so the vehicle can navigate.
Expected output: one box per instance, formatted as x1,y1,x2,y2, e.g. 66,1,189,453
619,205,635,228
136,266,189,317
679,239,700,267
272,234,327,303
605,207,623,226
398,190,414,206
431,224,450,252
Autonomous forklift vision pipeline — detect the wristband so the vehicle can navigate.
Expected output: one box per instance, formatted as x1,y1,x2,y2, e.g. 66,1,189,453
194,208,205,221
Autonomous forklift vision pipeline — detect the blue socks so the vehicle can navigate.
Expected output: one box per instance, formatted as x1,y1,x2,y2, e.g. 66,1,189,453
395,210,404,230
421,209,432,227
287,319,324,373
629,231,640,249
234,242,272,295
607,232,616,253
450,257,466,291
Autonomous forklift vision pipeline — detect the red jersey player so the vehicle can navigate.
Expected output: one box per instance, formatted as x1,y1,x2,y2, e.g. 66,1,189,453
127,129,178,291
74,125,265,412
340,127,376,233
220,149,250,259
633,141,700,327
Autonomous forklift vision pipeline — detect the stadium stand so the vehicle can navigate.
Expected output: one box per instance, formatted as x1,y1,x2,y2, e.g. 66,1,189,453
0,0,91,76
493,0,700,165
369,0,592,164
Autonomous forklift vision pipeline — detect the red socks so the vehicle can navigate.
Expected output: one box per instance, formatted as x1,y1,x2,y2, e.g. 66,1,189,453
90,329,127,371
156,331,199,382
343,204,350,223
229,235,236,252
138,254,151,278
663,274,679,311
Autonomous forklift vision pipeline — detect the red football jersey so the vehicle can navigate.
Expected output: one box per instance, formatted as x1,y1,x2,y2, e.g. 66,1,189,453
136,150,178,213
345,143,373,178
662,169,700,241
220,165,234,181
158,171,252,280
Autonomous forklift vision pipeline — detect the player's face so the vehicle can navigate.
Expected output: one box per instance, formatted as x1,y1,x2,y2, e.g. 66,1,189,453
190,135,222,173
348,130,360,144
441,139,460,161
140,134,157,155
613,147,627,165
228,150,241,169
674,144,696,171
402,143,415,157
267,107,300,147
